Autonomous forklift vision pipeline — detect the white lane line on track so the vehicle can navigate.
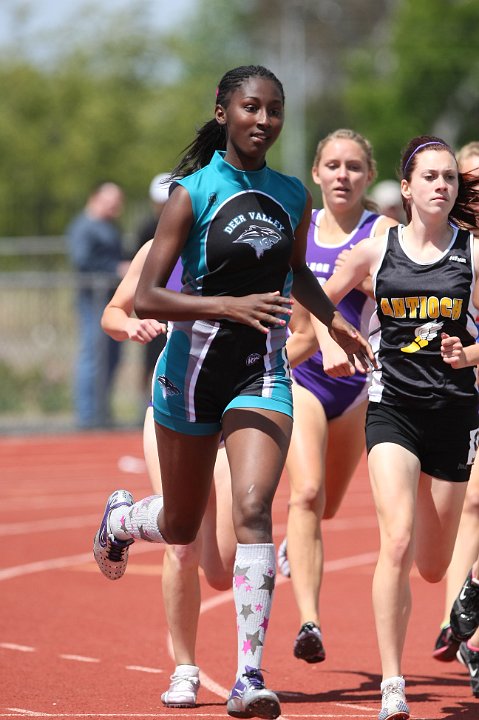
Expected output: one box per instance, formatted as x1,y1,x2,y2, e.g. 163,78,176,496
0,515,376,537
0,515,104,536
0,544,161,581
5,711,53,717
125,665,163,674
1,713,378,718
59,655,100,663
0,643,34,652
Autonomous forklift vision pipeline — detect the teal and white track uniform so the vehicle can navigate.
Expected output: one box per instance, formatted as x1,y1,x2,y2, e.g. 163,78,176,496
152,151,307,435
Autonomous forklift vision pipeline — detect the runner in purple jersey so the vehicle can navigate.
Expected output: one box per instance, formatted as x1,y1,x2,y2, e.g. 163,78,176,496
278,129,398,665
293,207,381,418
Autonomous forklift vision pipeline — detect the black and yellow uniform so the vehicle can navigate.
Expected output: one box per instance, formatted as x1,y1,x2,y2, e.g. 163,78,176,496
366,224,479,480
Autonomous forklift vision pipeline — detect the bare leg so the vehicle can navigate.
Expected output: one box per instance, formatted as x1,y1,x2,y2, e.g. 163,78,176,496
140,413,223,707
415,475,467,583
441,458,479,623
368,442,420,680
200,446,237,590
155,424,221,544
223,407,291,717
285,386,367,631
285,385,327,626
141,409,206,667
162,540,202,665
224,408,292,544
323,401,367,518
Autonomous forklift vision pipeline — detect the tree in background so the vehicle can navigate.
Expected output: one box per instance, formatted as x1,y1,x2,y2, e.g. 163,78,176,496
1,0,479,236
344,0,479,180
0,0,252,237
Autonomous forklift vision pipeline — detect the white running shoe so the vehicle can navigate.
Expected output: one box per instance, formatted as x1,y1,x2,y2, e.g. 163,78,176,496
161,665,200,708
93,489,134,580
378,676,410,720
227,666,280,719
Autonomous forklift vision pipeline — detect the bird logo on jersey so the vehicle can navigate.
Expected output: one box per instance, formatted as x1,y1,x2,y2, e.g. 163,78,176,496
233,225,281,259
157,375,181,398
400,321,444,353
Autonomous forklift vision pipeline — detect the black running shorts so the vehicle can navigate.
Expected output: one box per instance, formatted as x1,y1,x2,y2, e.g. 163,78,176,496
366,402,479,482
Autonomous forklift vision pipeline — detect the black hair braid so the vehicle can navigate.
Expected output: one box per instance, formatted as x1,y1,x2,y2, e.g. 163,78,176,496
170,120,227,179
170,65,284,179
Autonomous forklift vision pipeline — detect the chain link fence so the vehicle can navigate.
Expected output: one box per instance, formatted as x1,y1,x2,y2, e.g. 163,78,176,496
0,237,145,434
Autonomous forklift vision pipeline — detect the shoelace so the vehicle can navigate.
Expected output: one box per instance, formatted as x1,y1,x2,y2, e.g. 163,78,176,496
382,682,404,703
462,580,479,612
243,669,265,690
169,674,198,691
107,536,132,562
301,622,320,635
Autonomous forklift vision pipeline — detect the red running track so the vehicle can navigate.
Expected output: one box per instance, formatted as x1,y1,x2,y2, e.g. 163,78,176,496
0,430,476,719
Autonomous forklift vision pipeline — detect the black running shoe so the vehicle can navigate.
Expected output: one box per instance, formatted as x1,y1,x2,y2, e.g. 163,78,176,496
432,625,461,662
293,621,326,663
450,570,479,641
457,642,479,698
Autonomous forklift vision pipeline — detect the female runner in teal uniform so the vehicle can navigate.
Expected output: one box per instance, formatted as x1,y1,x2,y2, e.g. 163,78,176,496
92,64,373,720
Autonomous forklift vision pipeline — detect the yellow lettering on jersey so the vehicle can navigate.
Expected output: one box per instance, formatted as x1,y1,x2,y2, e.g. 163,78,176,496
428,297,439,318
451,299,463,320
380,296,463,320
390,298,406,317
380,298,394,316
405,297,420,317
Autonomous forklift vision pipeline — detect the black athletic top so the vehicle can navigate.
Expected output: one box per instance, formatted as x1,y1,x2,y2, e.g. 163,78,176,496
368,224,478,408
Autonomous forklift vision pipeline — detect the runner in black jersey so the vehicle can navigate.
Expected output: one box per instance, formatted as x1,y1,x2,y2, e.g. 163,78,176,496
433,142,479,697
315,135,479,720
92,65,373,720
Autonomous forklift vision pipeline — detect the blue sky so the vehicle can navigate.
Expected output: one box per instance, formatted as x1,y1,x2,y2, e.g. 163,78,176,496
0,0,195,46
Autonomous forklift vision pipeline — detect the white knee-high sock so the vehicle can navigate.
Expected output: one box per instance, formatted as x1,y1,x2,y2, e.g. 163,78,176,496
233,543,276,678
110,495,165,542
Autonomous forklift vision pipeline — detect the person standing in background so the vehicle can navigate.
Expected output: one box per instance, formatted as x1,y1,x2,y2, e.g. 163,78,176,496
370,179,406,224
67,181,128,429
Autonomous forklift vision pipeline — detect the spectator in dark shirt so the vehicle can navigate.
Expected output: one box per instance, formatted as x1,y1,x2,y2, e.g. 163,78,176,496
67,181,128,429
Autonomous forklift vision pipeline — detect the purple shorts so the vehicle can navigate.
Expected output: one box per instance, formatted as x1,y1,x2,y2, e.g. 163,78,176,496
292,359,368,420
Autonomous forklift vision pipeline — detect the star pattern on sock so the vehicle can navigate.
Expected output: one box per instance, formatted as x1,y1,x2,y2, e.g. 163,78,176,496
245,629,263,654
259,616,269,631
140,496,155,508
138,525,153,542
259,572,275,596
234,564,251,588
240,604,254,620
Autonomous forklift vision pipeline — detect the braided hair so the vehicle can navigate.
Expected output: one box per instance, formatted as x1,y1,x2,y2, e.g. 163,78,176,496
170,65,284,180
